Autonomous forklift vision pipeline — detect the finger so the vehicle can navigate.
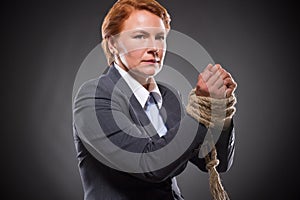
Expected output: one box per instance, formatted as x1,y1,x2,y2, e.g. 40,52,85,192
200,70,213,82
225,80,236,97
215,76,225,89
204,63,214,71
224,77,237,90
209,64,221,73
206,77,224,98
196,75,209,96
204,64,222,82
224,70,233,79
223,77,232,87
201,64,214,82
197,75,208,90
220,68,230,80
225,88,234,98
207,70,222,87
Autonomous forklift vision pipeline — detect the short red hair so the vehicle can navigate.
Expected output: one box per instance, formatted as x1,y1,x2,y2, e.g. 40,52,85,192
101,0,171,65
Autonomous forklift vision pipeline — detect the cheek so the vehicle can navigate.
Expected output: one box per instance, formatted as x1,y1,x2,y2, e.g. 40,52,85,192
158,50,166,62
119,39,143,55
125,49,146,64
159,50,165,58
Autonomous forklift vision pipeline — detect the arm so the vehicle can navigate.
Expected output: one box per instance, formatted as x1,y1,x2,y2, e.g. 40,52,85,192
188,63,237,173
189,119,235,173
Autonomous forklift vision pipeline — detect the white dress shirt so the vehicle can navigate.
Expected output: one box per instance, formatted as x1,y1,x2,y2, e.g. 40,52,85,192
114,63,167,137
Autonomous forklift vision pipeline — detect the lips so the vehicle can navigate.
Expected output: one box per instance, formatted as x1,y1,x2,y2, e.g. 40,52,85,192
142,59,160,63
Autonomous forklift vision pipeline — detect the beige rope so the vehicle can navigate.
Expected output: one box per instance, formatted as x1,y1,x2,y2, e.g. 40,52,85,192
205,146,230,200
186,89,236,200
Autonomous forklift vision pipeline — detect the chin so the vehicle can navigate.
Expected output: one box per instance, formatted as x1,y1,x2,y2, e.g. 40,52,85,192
131,64,162,78
143,66,161,77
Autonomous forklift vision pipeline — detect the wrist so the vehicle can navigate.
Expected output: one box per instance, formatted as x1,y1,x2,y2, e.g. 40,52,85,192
186,88,237,129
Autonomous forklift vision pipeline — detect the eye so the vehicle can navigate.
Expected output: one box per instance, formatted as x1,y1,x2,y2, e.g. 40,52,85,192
133,34,146,39
156,35,165,41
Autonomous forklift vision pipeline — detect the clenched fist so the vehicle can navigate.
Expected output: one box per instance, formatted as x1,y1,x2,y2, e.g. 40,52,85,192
195,64,237,99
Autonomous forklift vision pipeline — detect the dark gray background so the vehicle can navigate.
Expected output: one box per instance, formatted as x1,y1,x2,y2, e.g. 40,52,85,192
2,0,299,199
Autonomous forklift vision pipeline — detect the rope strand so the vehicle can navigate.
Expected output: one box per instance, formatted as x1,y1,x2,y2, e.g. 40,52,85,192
205,147,230,200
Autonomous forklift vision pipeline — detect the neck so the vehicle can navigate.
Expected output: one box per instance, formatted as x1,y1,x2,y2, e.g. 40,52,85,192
115,59,153,90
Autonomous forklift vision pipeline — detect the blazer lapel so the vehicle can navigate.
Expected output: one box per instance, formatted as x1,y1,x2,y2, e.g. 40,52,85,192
129,95,159,139
158,83,183,131
106,65,158,139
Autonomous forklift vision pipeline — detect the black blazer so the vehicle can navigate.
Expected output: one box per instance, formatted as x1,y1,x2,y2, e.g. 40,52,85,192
73,65,235,200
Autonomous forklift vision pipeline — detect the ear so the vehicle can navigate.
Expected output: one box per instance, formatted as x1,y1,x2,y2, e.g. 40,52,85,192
108,37,118,55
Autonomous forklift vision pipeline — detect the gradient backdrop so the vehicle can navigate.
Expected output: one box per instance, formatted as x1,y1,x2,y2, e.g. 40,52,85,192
3,0,299,199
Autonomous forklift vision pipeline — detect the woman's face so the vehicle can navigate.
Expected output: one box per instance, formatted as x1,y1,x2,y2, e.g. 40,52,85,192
113,10,167,81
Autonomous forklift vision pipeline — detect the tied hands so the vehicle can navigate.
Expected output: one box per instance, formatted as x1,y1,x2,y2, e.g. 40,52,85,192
186,64,237,130
195,64,237,99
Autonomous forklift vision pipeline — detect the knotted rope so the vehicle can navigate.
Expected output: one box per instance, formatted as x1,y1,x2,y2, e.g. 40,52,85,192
186,88,236,200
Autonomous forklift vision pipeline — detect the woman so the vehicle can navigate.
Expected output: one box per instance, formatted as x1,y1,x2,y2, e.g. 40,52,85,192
73,0,237,199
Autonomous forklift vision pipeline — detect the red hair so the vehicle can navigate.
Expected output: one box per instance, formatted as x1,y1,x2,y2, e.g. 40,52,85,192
101,0,171,65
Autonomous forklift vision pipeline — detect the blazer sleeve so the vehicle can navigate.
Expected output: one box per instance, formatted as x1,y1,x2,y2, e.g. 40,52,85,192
189,120,236,173
73,77,209,183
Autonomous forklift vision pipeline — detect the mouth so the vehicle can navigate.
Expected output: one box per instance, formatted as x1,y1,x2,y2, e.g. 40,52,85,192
141,59,160,64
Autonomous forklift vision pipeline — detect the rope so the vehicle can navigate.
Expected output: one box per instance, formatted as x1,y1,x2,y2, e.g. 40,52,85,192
186,88,236,200
205,147,230,200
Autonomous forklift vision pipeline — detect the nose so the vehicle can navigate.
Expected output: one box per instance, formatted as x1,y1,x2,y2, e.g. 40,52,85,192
147,38,160,54
147,46,159,55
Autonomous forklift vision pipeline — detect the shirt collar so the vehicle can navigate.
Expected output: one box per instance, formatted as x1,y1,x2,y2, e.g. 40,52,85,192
114,62,162,109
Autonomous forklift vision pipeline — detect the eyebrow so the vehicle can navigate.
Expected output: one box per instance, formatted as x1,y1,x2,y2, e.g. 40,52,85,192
131,29,166,35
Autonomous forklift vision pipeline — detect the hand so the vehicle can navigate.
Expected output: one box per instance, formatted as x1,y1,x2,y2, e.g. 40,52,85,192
221,67,237,98
195,64,237,99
